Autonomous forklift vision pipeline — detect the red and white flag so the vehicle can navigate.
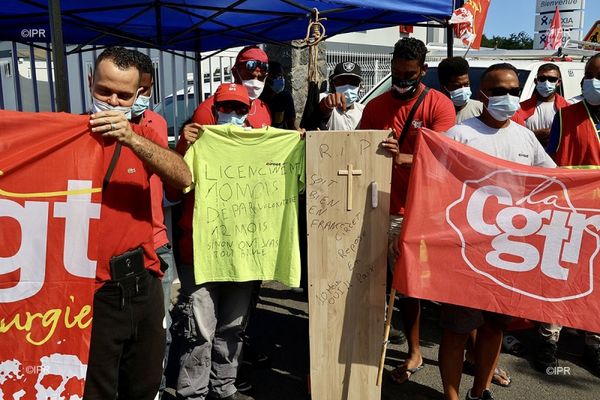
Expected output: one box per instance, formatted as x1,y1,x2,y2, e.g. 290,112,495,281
449,0,491,50
394,129,600,333
0,110,104,398
544,7,564,50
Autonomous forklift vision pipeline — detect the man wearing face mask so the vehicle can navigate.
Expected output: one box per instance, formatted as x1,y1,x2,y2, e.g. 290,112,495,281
167,83,256,400
438,57,483,123
189,45,271,132
319,61,365,130
360,37,456,385
85,47,192,400
515,63,568,148
261,61,297,129
442,63,555,400
538,53,600,378
129,50,179,397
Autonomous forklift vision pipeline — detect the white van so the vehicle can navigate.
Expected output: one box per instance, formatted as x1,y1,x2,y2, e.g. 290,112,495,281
360,59,586,105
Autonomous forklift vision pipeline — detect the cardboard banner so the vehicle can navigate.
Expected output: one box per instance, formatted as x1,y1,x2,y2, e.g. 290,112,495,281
306,130,392,400
0,110,103,398
450,0,491,50
394,129,600,333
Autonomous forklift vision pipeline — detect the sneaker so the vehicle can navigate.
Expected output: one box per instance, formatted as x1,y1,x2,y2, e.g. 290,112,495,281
465,389,494,400
221,392,255,400
534,340,558,371
584,345,600,377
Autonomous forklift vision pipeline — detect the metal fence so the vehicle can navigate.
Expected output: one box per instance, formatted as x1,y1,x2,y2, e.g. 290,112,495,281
0,42,240,141
325,50,393,97
1,44,398,136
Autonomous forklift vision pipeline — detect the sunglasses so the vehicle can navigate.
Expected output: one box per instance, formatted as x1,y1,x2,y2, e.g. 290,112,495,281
537,76,560,83
243,60,269,73
488,87,522,97
215,101,249,115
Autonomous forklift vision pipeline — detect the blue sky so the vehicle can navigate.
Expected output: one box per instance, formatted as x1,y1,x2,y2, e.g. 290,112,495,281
484,0,600,38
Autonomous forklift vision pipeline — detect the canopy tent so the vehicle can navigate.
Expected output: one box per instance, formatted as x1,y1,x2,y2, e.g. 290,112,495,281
1,0,457,53
0,0,459,111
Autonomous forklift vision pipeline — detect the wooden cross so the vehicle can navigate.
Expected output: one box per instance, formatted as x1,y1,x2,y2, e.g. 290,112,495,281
338,163,363,211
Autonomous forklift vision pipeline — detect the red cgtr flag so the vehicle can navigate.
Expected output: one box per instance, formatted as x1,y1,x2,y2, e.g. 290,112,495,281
393,129,600,333
450,0,491,50
544,6,564,50
0,110,103,398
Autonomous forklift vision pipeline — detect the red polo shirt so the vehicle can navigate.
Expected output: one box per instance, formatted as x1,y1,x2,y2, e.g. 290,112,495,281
360,84,456,215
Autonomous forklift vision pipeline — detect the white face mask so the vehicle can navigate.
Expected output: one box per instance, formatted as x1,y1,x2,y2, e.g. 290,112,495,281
131,94,151,118
582,78,600,106
335,84,360,107
217,111,248,126
536,81,557,98
482,92,521,122
242,79,265,100
447,86,472,107
91,96,133,120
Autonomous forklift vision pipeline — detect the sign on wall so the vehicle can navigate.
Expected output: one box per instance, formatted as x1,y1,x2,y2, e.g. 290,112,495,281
535,9,583,32
536,0,585,14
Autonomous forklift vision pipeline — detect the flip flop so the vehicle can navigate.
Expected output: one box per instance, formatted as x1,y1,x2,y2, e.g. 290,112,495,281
390,362,424,384
492,366,512,387
463,361,511,387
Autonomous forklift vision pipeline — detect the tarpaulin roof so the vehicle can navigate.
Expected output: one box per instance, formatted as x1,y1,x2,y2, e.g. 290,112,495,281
0,0,457,53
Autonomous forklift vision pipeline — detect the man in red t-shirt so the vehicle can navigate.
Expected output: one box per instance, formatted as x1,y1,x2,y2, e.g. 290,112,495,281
360,37,456,384
84,47,191,400
537,53,600,377
171,76,266,399
183,45,272,146
130,50,178,395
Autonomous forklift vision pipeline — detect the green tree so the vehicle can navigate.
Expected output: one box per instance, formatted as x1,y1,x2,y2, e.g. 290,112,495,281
481,31,534,49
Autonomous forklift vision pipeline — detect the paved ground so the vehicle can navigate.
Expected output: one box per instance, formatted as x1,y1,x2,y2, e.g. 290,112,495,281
242,281,600,400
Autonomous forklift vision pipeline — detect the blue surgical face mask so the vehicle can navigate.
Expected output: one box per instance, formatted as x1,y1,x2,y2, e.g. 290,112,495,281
217,111,248,126
131,94,151,118
447,86,472,107
91,96,132,120
536,81,556,98
582,78,600,106
335,84,360,107
271,77,285,94
482,93,521,122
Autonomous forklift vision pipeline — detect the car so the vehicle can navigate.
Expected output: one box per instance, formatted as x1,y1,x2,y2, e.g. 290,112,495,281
153,87,197,147
360,59,586,106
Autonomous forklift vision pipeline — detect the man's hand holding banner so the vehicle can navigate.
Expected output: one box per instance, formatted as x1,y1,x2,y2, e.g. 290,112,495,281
0,110,103,398
394,128,600,333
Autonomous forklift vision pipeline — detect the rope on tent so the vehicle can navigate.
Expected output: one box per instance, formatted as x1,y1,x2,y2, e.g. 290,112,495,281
297,8,327,83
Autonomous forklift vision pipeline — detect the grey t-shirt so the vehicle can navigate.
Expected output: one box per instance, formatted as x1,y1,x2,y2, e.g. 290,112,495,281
445,117,556,167
456,100,484,123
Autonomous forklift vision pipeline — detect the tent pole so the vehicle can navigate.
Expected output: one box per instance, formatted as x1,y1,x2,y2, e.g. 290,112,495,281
48,0,71,112
446,22,454,58
194,52,203,103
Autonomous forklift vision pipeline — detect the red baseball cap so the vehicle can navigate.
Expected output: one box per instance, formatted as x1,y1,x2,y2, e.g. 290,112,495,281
235,45,268,64
214,83,251,106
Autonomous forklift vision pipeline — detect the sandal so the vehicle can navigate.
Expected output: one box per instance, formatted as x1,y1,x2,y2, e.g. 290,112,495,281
389,361,424,384
463,361,511,387
502,335,526,356
492,366,511,387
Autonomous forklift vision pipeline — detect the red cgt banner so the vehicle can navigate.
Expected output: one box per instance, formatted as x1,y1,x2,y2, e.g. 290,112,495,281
394,129,600,332
0,110,103,398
